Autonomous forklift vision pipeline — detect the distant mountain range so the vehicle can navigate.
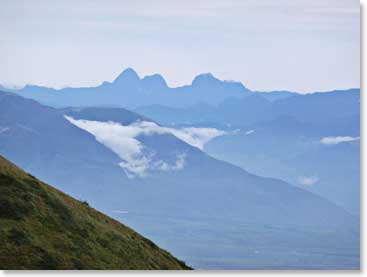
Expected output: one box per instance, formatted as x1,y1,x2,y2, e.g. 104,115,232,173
0,90,356,226
136,89,359,132
136,89,360,214
0,155,189,269
4,68,301,108
0,90,360,269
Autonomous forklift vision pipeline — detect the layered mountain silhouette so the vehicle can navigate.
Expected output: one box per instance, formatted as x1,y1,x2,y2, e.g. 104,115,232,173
0,90,360,269
0,155,190,270
9,68,255,108
0,90,356,226
136,89,360,214
136,89,359,131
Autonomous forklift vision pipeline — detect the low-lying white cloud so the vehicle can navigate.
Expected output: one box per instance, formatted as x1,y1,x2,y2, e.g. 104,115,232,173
65,116,227,177
152,153,186,171
320,136,360,145
66,116,151,177
298,176,319,186
245,130,255,135
0,127,10,134
169,127,227,149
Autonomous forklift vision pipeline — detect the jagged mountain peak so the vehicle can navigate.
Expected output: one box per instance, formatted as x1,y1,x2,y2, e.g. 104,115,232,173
191,73,221,86
113,68,140,84
141,74,167,88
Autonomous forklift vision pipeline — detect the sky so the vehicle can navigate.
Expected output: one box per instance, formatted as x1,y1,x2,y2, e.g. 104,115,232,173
0,0,360,93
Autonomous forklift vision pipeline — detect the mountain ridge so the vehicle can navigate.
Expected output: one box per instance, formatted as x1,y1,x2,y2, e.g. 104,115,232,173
0,155,190,270
3,68,359,109
0,90,360,269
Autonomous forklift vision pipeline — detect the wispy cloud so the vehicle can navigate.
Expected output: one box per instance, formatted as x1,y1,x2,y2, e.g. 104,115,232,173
66,116,151,177
168,127,227,150
320,136,360,145
0,127,10,134
298,176,319,186
112,211,129,214
65,116,228,177
152,153,186,171
245,130,255,135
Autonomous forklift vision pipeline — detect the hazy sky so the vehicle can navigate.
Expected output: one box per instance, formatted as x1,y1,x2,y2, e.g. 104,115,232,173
0,0,360,92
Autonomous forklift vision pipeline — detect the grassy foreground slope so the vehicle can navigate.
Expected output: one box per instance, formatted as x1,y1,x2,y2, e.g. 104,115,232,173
0,155,190,270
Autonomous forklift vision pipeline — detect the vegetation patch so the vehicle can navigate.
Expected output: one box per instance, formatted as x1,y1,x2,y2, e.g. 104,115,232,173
0,155,190,270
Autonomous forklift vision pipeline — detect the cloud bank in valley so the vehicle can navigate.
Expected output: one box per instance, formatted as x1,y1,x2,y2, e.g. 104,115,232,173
65,116,227,177
168,127,227,150
320,136,360,145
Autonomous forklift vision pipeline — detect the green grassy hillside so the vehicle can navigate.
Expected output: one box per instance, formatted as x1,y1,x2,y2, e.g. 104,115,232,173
0,155,190,270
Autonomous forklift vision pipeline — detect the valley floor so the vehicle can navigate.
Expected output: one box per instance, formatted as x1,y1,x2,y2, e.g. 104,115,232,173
114,213,360,270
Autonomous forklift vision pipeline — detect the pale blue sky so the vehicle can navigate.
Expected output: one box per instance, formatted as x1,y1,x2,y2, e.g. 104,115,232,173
0,0,360,92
